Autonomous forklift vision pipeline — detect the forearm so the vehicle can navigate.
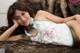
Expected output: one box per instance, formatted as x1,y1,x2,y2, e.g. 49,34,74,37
64,15,76,22
0,25,18,41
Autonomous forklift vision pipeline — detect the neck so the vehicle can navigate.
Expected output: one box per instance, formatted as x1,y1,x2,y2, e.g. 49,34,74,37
25,26,37,36
26,26,32,32
26,18,34,32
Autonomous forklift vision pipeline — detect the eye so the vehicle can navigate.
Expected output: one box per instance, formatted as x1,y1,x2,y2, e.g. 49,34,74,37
14,16,20,20
22,12,25,16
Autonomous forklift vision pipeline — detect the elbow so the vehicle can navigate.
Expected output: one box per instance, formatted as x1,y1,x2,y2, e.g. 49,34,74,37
0,37,6,41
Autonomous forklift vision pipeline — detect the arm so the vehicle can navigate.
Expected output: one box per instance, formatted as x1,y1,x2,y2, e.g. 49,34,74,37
0,20,19,41
7,34,29,41
35,10,64,23
35,10,76,23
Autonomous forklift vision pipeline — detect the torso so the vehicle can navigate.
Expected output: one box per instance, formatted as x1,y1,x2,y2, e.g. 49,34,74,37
24,19,74,46
34,15,80,46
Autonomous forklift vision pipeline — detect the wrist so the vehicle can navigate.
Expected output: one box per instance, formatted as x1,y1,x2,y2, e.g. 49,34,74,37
13,24,18,28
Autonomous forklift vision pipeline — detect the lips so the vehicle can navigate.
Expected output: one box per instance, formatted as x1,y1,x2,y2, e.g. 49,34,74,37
23,20,27,25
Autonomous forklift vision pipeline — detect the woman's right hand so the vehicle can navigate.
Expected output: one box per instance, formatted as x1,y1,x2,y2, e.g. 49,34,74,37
13,19,19,27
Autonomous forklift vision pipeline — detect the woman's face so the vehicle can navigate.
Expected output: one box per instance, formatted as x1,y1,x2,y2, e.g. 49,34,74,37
14,10,31,26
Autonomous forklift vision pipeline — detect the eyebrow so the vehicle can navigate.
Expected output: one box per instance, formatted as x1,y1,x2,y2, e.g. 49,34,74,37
13,15,19,19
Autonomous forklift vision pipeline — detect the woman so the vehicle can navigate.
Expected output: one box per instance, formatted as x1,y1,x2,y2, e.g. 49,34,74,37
0,2,80,47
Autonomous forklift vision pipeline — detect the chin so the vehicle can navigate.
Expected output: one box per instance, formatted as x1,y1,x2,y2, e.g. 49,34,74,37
24,23,30,27
21,21,30,26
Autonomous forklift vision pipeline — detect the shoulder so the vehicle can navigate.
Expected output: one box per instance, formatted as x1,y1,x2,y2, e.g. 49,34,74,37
35,10,45,17
36,10,44,14
34,10,48,20
36,10,47,15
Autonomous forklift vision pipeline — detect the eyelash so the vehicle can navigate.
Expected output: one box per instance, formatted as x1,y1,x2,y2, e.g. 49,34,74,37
22,12,25,16
14,17,20,20
14,12,25,20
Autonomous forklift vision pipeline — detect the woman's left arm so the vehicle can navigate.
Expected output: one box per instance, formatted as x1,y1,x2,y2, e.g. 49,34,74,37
35,10,76,23
35,10,64,23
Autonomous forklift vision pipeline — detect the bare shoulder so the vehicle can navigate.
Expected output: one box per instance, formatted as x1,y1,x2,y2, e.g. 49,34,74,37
34,10,48,20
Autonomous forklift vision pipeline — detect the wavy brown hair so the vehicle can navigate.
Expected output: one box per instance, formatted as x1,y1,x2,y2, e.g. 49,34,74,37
7,2,35,36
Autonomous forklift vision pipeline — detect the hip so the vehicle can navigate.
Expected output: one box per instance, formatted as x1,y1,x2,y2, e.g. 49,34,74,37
70,27,80,46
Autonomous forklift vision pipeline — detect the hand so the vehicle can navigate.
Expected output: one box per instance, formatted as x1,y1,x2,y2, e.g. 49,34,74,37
75,15,80,23
13,19,19,27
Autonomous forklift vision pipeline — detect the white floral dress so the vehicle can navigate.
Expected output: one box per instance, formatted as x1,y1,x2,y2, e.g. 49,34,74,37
25,19,74,46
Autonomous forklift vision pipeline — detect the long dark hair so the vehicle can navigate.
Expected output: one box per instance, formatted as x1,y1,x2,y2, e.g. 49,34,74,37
7,2,34,36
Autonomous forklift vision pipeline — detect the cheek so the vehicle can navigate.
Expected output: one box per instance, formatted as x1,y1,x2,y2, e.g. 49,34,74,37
25,13,30,18
17,20,22,25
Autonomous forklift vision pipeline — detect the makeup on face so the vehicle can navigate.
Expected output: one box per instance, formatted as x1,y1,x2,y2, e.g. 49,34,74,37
13,10,31,26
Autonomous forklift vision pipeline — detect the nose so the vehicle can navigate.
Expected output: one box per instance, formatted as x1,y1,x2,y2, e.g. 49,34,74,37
20,16,26,23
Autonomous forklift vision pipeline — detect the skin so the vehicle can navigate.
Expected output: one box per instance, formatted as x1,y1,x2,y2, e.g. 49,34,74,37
0,10,80,45
14,10,31,27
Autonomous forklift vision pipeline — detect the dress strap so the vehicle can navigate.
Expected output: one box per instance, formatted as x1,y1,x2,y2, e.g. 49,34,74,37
24,28,38,37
